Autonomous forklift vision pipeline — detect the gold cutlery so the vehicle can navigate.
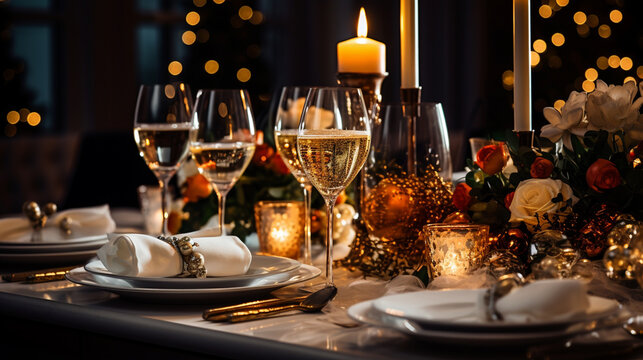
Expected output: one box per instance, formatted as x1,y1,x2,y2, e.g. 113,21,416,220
205,286,337,323
1,265,78,283
203,295,309,320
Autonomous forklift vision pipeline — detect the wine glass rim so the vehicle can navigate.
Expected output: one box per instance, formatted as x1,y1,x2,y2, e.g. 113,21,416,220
138,82,189,88
196,88,249,92
307,86,362,92
384,102,443,107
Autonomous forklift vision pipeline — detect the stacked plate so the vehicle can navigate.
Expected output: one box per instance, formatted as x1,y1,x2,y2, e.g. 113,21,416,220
66,255,321,302
348,289,622,345
0,235,108,265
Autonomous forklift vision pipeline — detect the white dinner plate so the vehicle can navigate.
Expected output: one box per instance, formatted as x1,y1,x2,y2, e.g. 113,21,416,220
372,289,620,332
66,264,321,302
0,236,107,253
0,249,99,265
347,300,624,346
83,255,301,289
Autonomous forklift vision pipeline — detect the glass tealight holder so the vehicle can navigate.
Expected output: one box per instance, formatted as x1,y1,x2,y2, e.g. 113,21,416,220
423,223,490,277
254,201,305,260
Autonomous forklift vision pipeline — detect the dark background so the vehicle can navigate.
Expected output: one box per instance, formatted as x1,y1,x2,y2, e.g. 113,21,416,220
0,0,641,214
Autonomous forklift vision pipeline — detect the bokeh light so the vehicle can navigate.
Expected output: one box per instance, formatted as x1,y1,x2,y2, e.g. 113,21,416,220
26,112,41,126
531,51,540,67
609,10,623,23
598,24,611,38
250,11,263,25
213,0,225,4
502,70,514,90
554,100,565,111
551,33,565,47
533,39,547,53
620,57,633,71
19,108,29,122
624,76,636,84
193,0,206,7
182,31,196,45
539,5,552,19
587,14,599,28
608,55,621,69
168,61,183,75
582,80,595,92
205,60,219,74
236,68,251,82
573,11,586,25
577,24,590,37
585,68,598,81
239,6,253,20
637,66,643,79
556,0,569,6
597,56,609,70
186,11,200,26
6,110,19,124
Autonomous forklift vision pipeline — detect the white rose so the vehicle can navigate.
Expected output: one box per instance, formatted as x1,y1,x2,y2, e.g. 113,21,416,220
541,91,588,149
586,80,643,133
509,178,574,228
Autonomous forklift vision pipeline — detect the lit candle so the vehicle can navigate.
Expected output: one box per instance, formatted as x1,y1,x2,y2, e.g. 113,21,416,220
513,0,532,131
400,0,418,88
337,8,386,74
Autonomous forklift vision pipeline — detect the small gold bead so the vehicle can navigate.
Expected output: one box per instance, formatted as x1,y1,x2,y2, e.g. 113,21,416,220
44,203,57,216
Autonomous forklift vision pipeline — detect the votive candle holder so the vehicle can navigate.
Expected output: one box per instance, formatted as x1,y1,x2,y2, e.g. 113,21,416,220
423,223,490,277
254,201,305,260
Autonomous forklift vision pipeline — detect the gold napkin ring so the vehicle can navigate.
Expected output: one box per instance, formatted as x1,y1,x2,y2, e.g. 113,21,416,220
158,235,207,278
22,201,72,240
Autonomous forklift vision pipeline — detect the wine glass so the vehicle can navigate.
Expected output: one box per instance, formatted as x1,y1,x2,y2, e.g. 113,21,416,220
133,83,194,235
190,89,256,235
297,87,371,285
274,86,313,264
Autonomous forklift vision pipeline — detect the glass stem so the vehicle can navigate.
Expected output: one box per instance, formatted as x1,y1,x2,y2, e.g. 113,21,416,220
216,190,228,236
324,196,337,286
159,177,170,235
302,183,313,265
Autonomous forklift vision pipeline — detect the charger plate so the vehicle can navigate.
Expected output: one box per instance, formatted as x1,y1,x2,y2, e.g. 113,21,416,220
84,255,301,288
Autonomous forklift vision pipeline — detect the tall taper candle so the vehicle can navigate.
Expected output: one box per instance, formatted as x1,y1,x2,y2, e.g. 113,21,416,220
400,0,419,88
513,0,531,131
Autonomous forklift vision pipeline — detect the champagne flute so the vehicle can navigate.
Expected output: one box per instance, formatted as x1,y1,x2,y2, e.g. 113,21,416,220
134,83,194,235
190,89,256,235
274,86,313,264
297,87,371,285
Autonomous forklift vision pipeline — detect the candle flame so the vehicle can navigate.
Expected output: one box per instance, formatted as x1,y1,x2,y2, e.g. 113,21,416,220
357,7,367,37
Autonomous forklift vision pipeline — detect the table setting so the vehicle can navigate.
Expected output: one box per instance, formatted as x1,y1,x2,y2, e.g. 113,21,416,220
2,0,643,359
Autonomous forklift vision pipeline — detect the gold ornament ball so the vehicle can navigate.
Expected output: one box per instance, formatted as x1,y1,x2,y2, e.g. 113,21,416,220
44,203,57,216
363,179,417,241
22,201,42,221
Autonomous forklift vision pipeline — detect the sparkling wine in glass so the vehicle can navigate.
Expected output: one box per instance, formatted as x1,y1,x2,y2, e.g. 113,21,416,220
134,83,193,235
297,87,371,285
274,86,313,264
190,89,256,235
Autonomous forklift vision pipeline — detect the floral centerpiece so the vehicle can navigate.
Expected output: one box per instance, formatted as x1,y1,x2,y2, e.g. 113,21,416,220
455,80,643,268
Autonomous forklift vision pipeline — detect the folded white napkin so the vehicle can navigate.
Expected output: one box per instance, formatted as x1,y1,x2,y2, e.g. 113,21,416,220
96,228,252,277
489,279,590,323
0,205,116,243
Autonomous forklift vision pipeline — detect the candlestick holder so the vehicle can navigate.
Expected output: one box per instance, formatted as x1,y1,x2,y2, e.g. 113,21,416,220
401,87,422,175
513,130,535,148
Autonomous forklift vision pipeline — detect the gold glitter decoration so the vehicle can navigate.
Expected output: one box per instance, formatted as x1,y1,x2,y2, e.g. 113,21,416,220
341,166,456,279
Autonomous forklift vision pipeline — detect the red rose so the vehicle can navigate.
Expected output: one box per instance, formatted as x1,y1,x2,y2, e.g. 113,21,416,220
453,183,472,211
586,159,621,193
476,144,507,175
504,191,515,209
530,157,554,178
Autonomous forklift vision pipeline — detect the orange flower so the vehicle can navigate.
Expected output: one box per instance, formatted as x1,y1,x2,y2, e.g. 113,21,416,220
268,152,290,175
184,174,212,202
586,159,621,193
530,157,554,178
452,183,472,211
335,190,347,205
252,143,274,166
476,144,507,175
167,211,182,235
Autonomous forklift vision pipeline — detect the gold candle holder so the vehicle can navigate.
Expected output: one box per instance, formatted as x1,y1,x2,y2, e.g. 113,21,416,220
254,201,305,260
423,223,490,277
